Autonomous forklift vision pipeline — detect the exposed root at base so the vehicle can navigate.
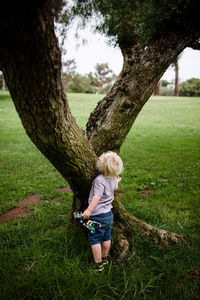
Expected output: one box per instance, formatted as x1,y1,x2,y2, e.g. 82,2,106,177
110,195,186,260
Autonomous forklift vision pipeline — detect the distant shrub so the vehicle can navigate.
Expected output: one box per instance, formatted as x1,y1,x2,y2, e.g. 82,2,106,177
67,74,96,93
179,78,200,97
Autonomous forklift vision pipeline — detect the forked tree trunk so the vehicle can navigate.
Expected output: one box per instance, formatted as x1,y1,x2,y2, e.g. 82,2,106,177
1,0,199,259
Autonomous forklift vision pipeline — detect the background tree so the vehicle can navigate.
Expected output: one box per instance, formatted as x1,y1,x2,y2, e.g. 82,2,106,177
153,82,161,95
170,54,182,96
87,65,116,94
63,59,76,78
153,54,180,96
67,73,95,93
161,80,169,87
62,58,77,91
0,0,200,258
87,72,100,90
94,63,113,89
173,57,179,96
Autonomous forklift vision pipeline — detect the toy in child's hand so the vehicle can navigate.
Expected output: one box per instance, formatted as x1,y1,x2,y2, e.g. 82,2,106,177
73,212,101,233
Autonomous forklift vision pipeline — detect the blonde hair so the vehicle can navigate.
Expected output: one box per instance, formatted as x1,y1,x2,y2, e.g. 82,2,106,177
96,151,124,177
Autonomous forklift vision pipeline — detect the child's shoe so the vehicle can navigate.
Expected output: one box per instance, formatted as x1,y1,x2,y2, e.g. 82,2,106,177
102,256,109,265
94,261,104,272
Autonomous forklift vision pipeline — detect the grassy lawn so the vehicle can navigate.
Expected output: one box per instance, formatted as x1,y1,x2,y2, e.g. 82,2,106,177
0,91,200,299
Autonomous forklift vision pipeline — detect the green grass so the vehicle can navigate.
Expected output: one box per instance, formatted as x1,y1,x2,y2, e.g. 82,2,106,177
0,91,200,299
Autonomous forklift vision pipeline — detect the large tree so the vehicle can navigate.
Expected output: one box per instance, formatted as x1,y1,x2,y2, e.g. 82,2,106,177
0,0,199,258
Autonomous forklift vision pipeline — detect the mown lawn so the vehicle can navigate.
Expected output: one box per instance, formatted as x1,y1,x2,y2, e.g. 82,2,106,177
0,91,200,299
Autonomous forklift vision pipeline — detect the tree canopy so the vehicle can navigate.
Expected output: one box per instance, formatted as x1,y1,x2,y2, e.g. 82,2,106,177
61,0,199,48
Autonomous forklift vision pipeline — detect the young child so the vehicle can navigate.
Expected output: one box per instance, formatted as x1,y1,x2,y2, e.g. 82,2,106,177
82,151,124,271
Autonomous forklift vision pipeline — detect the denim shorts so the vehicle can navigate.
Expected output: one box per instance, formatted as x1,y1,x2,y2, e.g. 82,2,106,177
88,211,114,245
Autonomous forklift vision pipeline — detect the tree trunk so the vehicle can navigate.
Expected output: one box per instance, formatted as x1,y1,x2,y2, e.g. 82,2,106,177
174,58,179,96
1,0,199,259
154,82,160,96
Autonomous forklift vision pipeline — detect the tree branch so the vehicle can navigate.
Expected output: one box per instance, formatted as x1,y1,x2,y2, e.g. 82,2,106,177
86,0,200,156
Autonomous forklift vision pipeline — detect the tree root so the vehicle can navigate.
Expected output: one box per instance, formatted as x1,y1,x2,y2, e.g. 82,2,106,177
111,196,186,260
111,222,136,261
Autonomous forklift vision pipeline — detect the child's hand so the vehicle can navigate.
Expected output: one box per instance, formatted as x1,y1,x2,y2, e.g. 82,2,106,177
116,176,122,184
82,208,92,219
116,176,122,189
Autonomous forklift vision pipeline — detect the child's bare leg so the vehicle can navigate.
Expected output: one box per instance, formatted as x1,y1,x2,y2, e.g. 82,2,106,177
102,240,111,257
91,244,102,263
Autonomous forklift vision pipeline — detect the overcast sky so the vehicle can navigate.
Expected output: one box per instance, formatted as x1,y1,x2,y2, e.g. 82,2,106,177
63,27,200,83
